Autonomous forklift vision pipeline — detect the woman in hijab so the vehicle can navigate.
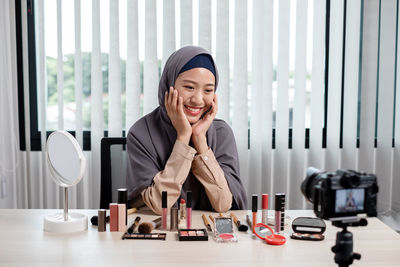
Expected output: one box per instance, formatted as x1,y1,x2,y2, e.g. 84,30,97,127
126,46,247,214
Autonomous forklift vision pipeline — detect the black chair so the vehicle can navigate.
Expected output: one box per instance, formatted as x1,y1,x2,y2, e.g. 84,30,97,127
100,137,127,209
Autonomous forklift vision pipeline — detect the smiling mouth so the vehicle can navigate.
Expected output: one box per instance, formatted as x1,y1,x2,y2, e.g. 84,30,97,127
184,105,202,115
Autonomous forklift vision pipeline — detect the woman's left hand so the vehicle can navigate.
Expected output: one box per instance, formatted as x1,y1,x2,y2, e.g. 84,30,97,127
191,94,218,154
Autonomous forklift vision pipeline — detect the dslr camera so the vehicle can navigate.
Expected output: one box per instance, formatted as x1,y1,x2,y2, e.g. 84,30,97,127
301,167,379,220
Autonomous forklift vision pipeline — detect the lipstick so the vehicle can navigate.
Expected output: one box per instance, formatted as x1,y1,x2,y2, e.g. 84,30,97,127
252,194,258,234
275,193,285,234
117,188,128,226
186,191,192,229
162,191,167,230
262,194,269,225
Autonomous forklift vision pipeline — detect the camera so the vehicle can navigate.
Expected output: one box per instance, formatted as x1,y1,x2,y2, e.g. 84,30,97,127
301,167,379,220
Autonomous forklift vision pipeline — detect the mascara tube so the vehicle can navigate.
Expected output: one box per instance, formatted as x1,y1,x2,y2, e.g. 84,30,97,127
252,194,258,234
186,191,192,229
162,191,167,230
262,194,269,225
275,193,285,234
118,188,128,226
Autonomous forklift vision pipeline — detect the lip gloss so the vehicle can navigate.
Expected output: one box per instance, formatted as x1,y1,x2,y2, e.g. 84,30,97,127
262,194,269,225
252,194,258,234
162,191,167,230
186,191,192,229
275,193,285,234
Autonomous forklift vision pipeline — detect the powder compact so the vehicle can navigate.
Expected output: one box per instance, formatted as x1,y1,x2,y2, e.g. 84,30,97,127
290,217,326,241
178,229,208,241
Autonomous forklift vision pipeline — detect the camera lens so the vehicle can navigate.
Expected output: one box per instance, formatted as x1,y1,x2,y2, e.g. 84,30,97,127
301,167,323,203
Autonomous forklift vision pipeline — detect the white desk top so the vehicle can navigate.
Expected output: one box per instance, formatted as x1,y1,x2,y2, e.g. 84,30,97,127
0,209,399,267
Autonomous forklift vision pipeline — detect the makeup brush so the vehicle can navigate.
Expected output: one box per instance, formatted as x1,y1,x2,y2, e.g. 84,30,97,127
202,214,212,232
138,217,162,234
127,208,137,215
91,215,110,226
230,212,249,232
127,216,141,234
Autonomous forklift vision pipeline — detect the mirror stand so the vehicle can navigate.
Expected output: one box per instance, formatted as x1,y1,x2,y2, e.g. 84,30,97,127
43,130,88,233
43,187,87,233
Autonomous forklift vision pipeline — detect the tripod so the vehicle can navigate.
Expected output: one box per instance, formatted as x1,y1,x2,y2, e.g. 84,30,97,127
330,217,368,267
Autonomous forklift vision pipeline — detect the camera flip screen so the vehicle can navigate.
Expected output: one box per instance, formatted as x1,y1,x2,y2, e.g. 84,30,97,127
335,188,365,213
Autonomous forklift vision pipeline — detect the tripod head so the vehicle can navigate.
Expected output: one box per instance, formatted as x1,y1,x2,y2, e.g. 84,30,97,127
329,216,368,267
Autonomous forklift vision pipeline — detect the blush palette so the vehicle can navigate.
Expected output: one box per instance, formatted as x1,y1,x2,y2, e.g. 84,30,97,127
178,229,208,241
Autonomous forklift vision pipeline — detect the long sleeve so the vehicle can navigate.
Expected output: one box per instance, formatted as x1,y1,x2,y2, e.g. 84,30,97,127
191,148,233,212
141,140,197,214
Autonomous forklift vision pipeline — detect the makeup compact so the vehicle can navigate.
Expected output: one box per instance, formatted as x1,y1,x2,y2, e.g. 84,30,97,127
178,229,208,241
214,217,237,242
122,232,167,240
290,217,326,241
254,223,286,245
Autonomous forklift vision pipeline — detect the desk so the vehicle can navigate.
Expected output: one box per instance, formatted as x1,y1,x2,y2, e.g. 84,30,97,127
0,209,399,266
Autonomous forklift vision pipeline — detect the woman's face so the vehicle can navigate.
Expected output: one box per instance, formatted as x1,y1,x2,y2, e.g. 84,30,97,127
174,67,215,124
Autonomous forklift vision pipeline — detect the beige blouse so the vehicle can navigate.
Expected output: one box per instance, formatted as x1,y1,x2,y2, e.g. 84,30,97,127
140,140,233,214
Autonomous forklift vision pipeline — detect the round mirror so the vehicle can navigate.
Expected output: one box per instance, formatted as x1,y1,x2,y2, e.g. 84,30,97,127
46,131,86,187
44,131,87,233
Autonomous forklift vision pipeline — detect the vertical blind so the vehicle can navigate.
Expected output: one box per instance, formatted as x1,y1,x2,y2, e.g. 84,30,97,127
21,0,400,215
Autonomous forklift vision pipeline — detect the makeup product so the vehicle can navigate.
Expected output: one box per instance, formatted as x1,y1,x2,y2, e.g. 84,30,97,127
254,223,286,245
138,217,162,234
122,232,167,240
246,214,253,230
290,217,326,241
118,188,128,225
178,229,208,241
127,216,141,234
209,215,215,223
274,193,285,233
90,215,110,226
109,203,118,232
170,207,178,231
252,194,258,233
202,214,212,232
118,204,126,232
214,217,237,242
162,191,167,230
98,209,106,232
180,198,186,219
230,212,248,232
186,191,192,229
127,208,137,215
262,194,269,225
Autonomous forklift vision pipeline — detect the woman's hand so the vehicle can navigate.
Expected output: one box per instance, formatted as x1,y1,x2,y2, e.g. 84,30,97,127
165,87,192,144
191,94,218,154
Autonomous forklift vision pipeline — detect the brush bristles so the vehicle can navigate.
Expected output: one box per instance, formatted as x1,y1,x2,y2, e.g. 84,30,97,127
138,222,153,234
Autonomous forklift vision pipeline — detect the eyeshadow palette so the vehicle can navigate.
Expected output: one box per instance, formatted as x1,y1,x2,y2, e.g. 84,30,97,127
122,232,166,240
178,229,208,241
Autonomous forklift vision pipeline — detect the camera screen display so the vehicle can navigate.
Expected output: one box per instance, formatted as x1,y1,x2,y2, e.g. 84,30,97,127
335,188,365,213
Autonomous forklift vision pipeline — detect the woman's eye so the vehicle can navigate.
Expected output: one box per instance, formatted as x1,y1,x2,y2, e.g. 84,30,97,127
184,86,194,90
205,89,214,93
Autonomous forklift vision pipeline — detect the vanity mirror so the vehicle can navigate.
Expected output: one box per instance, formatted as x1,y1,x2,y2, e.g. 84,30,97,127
43,131,87,233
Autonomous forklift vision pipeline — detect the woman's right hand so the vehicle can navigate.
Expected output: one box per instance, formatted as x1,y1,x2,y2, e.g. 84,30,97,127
165,87,192,144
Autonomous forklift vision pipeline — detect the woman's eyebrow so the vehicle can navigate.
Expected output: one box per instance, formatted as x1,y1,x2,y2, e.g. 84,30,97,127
181,80,215,87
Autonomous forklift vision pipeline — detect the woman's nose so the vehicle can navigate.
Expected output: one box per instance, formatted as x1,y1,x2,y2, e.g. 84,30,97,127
190,90,203,105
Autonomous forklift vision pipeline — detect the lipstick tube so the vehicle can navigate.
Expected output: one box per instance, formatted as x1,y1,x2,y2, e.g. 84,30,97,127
117,188,128,226
262,194,268,225
252,194,258,233
162,191,167,230
186,191,192,229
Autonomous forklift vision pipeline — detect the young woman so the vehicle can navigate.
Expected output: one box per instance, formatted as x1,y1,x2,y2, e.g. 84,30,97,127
126,46,247,214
